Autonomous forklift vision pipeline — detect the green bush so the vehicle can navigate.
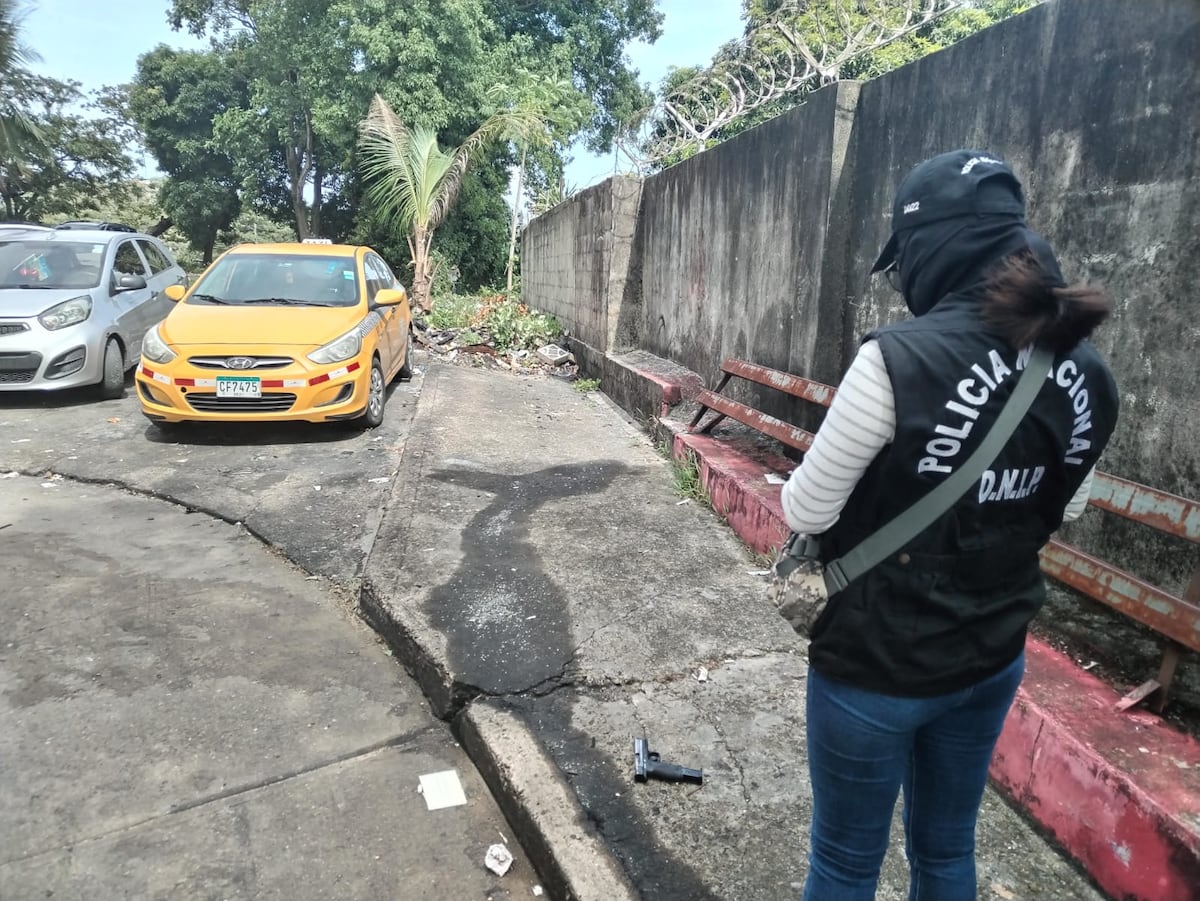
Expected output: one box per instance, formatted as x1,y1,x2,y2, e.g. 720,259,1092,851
427,287,561,354
427,293,482,329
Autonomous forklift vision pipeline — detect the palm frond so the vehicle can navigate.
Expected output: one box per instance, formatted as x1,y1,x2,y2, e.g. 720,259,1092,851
0,106,43,160
428,108,540,230
358,94,539,232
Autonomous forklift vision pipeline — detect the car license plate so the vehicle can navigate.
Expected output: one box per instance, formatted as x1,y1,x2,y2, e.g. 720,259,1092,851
216,376,261,398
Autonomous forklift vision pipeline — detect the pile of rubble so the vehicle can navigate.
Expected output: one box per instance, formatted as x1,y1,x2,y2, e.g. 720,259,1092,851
411,317,580,379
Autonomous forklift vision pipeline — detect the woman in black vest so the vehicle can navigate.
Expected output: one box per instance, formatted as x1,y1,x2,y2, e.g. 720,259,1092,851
781,150,1119,901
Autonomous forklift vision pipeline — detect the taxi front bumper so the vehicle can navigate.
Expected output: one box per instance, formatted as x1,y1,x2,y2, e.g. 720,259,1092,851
136,355,371,423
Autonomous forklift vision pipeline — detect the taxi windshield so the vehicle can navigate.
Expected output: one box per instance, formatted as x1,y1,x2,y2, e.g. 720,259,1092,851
0,240,104,290
189,253,360,307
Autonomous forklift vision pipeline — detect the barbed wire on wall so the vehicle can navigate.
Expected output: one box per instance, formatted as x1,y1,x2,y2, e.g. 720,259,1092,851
617,0,968,171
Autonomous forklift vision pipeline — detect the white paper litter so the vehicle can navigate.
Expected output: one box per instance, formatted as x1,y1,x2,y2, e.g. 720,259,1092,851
485,843,514,876
764,473,786,484
696,666,709,683
418,770,467,810
532,887,544,896
368,477,390,484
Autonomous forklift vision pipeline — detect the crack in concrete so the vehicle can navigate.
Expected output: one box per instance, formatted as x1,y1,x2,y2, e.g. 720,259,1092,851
9,468,276,549
691,694,752,806
0,724,439,869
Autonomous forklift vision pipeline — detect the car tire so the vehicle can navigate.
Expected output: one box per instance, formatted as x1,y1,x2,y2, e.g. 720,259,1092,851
398,329,414,381
98,338,125,399
359,357,386,429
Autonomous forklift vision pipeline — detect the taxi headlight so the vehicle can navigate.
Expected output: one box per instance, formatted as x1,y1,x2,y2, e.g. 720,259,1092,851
142,325,177,364
39,296,92,330
308,329,361,364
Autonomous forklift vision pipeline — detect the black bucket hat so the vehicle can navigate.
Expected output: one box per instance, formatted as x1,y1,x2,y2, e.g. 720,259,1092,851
871,150,1026,274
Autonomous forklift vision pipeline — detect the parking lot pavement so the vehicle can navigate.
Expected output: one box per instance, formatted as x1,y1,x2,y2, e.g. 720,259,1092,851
0,372,421,589
0,474,540,899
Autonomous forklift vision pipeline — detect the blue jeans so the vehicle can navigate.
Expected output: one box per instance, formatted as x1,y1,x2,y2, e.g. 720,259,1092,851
802,652,1024,901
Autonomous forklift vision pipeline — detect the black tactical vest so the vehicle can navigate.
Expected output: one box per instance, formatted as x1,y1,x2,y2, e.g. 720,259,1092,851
808,294,1119,697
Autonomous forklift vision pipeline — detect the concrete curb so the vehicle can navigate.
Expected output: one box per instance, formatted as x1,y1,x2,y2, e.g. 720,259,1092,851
625,358,1200,901
456,701,640,901
992,640,1200,901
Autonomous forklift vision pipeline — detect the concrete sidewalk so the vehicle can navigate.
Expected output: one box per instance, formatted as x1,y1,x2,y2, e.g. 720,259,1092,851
0,475,541,900
362,363,1105,901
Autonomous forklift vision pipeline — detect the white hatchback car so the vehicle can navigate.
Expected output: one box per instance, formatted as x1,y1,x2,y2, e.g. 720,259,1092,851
0,227,186,397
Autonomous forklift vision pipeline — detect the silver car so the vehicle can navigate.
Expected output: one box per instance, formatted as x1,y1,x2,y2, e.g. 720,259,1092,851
0,227,186,397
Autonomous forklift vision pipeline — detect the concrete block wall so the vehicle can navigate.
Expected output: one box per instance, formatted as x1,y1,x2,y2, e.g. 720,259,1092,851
519,0,1200,700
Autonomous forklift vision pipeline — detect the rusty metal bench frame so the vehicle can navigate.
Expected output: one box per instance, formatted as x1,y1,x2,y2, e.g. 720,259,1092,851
691,357,1200,712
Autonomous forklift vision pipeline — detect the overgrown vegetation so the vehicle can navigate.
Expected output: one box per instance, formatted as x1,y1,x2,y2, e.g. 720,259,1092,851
426,287,562,354
573,378,601,393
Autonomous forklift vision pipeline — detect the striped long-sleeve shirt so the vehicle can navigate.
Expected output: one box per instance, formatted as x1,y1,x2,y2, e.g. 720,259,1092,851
780,340,1095,536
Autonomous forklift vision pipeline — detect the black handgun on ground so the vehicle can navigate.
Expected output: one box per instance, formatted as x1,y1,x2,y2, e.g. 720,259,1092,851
633,737,703,785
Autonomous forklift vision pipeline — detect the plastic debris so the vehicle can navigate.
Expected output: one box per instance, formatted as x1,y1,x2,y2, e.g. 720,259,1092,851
368,477,390,484
764,473,786,485
696,666,709,683
484,843,514,877
532,887,545,896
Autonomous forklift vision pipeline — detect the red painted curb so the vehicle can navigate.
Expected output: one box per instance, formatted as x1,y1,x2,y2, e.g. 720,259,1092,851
659,414,1200,900
992,640,1200,901
662,422,792,556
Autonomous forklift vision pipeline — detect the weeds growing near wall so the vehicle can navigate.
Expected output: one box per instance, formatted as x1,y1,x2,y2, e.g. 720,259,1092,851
670,451,711,506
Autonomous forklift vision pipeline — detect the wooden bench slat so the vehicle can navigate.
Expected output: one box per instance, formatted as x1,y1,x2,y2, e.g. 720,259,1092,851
692,389,814,452
1088,472,1200,544
721,359,837,409
1041,539,1200,653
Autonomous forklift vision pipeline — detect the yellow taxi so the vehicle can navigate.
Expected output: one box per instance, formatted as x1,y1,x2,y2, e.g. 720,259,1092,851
136,241,412,429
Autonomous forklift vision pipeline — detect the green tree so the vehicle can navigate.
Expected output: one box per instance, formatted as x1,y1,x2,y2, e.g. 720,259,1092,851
490,57,592,291
0,73,135,221
0,0,44,212
168,0,505,240
358,93,535,313
162,0,661,288
482,0,663,153
129,46,249,264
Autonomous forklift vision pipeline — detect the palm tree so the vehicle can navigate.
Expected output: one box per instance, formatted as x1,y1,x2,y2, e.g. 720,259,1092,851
0,0,43,203
488,73,589,293
358,94,536,314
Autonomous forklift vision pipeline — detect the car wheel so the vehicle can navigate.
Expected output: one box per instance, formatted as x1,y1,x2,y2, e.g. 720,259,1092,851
360,357,386,429
398,329,414,381
98,338,125,399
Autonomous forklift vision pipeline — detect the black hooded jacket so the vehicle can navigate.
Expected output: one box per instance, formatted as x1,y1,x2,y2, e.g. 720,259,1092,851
807,215,1120,697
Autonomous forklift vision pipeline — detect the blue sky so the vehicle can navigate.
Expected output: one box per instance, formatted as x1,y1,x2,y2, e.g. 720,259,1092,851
22,0,745,189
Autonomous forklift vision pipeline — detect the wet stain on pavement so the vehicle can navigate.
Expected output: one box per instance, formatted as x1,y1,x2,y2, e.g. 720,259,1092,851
425,461,628,696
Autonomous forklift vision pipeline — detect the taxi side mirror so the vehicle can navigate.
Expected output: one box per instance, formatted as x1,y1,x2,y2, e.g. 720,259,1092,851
164,284,187,302
374,287,407,307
